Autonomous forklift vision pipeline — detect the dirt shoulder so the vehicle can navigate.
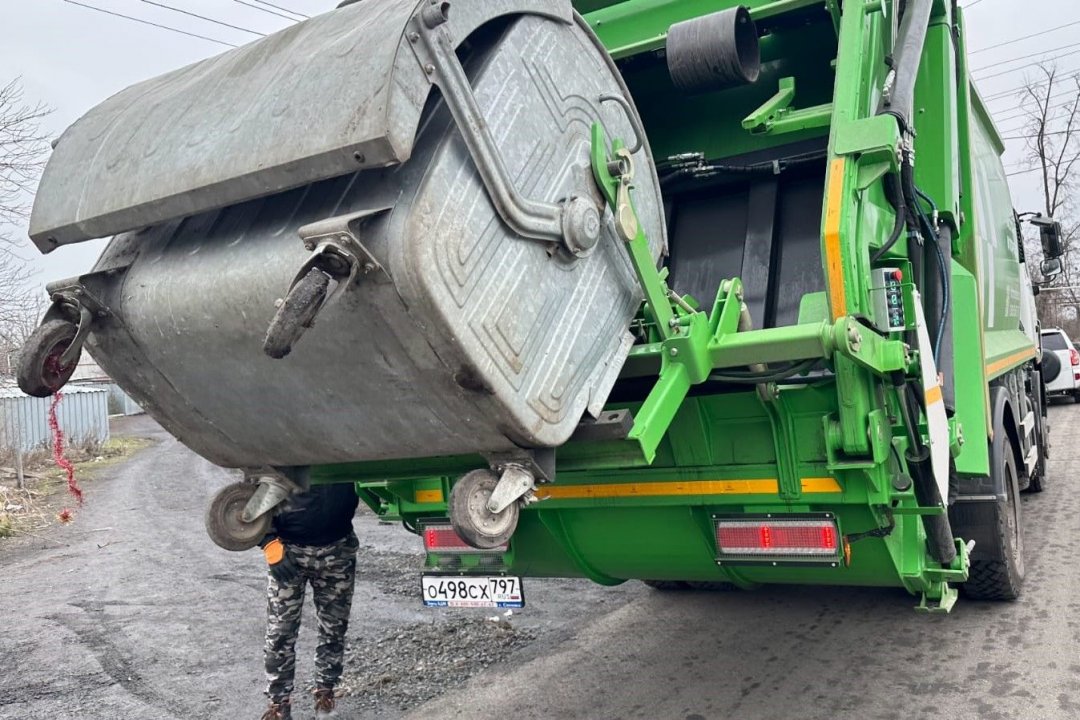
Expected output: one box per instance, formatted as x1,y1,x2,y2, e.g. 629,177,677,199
0,421,154,553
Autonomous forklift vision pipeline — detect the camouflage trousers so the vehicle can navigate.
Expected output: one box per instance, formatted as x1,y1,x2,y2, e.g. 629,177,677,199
265,532,358,701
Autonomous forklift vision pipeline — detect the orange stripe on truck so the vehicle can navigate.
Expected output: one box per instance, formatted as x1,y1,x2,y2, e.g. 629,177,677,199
984,348,1036,378
534,477,841,500
823,157,848,321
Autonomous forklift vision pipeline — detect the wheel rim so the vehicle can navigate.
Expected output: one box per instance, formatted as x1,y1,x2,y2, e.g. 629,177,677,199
463,480,516,541
42,341,76,391
219,489,267,545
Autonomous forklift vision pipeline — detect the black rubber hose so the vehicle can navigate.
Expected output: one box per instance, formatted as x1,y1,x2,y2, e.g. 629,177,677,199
708,359,820,384
892,371,958,566
897,157,927,295
871,173,907,263
879,0,934,132
905,445,958,565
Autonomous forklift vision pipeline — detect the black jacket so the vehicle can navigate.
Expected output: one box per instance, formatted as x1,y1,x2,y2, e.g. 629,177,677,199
271,483,360,547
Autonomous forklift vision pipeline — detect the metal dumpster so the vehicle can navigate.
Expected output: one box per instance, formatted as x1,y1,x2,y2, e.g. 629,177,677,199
22,0,665,470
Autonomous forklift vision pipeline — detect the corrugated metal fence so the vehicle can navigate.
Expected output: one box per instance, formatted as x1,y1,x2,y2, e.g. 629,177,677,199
0,384,110,454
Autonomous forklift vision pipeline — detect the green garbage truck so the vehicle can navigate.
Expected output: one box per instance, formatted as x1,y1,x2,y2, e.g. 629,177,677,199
19,0,1065,612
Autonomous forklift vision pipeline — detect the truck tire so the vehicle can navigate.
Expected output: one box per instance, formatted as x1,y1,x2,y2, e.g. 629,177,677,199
961,440,1025,600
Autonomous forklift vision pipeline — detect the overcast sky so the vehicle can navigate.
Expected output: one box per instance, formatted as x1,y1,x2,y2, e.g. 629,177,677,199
0,0,1071,294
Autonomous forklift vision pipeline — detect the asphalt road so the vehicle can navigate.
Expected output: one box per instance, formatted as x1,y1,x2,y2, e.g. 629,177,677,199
2,407,1079,720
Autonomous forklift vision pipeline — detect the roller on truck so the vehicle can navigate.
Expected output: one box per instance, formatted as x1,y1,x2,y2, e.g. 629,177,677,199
19,0,1067,612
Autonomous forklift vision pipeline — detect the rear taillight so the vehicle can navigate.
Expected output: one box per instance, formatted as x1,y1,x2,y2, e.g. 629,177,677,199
423,524,507,554
714,516,841,566
1070,349,1079,366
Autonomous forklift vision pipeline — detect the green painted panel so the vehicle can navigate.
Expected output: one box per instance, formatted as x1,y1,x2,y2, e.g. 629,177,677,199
950,263,990,474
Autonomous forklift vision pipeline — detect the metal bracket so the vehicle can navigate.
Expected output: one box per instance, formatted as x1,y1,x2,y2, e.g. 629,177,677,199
241,469,306,523
295,207,391,284
484,447,555,484
406,2,601,257
485,464,536,514
44,278,111,366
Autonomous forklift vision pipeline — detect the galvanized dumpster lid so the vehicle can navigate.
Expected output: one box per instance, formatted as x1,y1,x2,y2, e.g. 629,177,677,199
29,0,572,252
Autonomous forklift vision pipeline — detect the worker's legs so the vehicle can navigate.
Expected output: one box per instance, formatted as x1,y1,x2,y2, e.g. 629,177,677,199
308,532,358,692
264,562,307,703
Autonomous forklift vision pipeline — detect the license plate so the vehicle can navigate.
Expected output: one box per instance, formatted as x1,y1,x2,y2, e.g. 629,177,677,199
421,574,524,608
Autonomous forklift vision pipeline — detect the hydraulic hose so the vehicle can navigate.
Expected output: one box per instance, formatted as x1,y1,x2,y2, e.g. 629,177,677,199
890,371,957,566
870,173,908,263
879,0,934,132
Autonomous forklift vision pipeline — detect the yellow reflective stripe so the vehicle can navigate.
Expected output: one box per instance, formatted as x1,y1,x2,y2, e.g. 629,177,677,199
985,348,1036,377
415,489,444,503
925,385,943,406
534,477,841,500
823,157,848,321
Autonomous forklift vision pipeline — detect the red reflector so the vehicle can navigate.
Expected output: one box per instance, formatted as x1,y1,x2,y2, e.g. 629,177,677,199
715,518,840,561
1070,349,1079,366
423,525,506,554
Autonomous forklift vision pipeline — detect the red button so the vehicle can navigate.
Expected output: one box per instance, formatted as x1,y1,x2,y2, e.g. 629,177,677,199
892,270,903,282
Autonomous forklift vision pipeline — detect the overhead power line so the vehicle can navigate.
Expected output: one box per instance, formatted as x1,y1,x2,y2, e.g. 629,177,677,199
993,87,1079,125
141,0,265,37
972,39,1080,75
62,0,237,48
970,19,1080,56
1000,129,1076,141
962,0,989,8
972,45,1080,82
253,0,309,19
233,0,302,22
981,65,1080,104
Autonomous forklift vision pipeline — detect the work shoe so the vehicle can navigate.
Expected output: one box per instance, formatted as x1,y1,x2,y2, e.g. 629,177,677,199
261,697,292,720
314,687,336,717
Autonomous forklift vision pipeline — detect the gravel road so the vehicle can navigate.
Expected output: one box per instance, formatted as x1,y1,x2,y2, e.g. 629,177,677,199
0,414,638,720
2,406,1079,720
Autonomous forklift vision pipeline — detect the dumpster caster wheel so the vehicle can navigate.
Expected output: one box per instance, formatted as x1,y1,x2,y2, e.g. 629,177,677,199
206,482,272,552
17,319,81,398
263,267,331,359
449,469,519,550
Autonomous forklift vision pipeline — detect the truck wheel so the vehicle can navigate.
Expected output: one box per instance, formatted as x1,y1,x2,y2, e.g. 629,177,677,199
205,482,272,551
962,441,1025,600
449,469,519,550
17,319,81,397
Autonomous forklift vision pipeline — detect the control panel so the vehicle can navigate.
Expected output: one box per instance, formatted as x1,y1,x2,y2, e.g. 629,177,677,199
871,267,907,332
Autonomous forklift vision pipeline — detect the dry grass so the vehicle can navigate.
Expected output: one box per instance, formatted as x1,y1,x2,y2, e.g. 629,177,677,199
0,434,153,540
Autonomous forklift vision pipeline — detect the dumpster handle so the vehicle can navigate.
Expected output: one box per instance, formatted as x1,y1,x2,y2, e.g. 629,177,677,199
407,7,602,258
598,93,643,155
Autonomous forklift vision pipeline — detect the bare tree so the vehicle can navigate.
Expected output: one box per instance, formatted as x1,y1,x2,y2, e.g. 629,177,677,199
0,79,51,370
0,79,50,229
1017,65,1080,336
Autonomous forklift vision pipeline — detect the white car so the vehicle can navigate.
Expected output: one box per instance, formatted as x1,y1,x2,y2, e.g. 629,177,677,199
1041,328,1080,401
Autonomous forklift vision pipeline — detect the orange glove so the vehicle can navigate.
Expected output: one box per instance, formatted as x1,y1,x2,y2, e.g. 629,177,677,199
260,537,299,584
